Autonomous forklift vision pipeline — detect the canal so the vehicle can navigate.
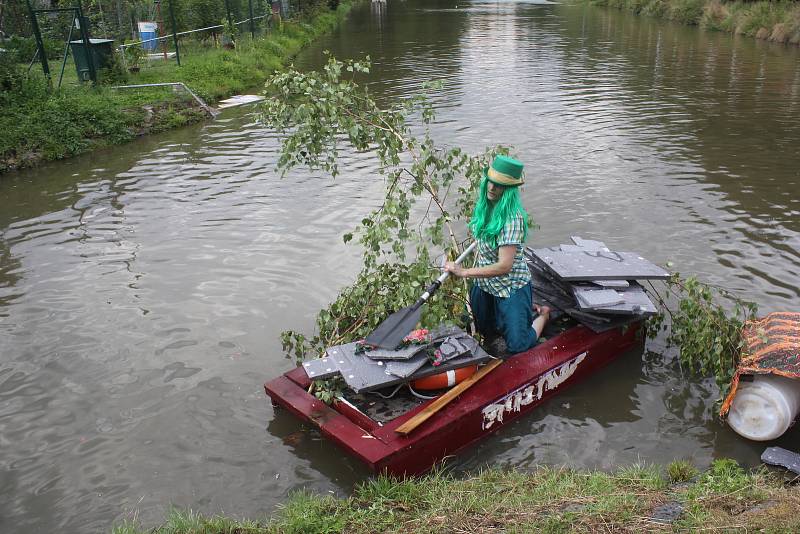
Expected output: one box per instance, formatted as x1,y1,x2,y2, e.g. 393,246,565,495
2,0,800,530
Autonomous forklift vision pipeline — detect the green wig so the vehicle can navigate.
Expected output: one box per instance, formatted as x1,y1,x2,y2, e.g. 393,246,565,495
468,178,529,248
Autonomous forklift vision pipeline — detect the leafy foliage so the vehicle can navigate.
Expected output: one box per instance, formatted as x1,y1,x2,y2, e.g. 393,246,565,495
260,57,505,399
667,460,699,483
647,274,758,403
98,48,130,85
686,458,754,497
0,52,26,95
592,0,800,45
1,36,63,62
2,4,352,173
221,16,238,46
123,43,145,69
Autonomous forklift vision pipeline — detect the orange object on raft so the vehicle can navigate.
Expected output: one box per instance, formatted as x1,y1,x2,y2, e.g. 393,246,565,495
720,311,800,417
411,365,478,390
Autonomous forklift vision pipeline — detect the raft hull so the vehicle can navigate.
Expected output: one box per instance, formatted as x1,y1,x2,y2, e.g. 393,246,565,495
264,322,642,476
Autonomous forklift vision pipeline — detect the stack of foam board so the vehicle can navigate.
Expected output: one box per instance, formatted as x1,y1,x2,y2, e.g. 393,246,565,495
526,237,669,332
301,326,491,393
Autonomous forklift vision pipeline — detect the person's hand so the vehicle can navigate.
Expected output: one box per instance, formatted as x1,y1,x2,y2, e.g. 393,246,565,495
534,304,551,318
444,261,465,277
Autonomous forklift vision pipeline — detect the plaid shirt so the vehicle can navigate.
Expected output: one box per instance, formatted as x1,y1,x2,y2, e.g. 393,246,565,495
474,214,531,298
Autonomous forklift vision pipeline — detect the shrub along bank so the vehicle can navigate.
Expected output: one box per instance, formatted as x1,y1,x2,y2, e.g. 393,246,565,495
0,3,353,175
112,459,800,533
590,0,800,44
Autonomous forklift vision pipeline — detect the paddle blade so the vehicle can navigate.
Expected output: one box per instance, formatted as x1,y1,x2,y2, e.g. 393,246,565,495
365,305,422,350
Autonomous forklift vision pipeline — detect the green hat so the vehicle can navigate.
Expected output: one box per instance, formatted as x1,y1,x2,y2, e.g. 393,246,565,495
484,155,524,186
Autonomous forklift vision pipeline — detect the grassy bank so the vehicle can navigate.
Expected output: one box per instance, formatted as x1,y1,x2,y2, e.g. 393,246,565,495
112,459,800,533
0,4,353,175
590,0,800,44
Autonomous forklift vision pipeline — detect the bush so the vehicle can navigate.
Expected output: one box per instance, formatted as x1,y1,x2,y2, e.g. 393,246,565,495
123,43,145,69
642,0,669,17
98,49,129,85
667,460,699,483
670,0,705,25
700,0,730,32
3,35,63,62
0,51,24,95
627,0,650,14
735,2,782,36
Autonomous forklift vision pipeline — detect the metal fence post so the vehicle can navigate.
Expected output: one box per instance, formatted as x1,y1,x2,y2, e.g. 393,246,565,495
58,21,75,88
168,0,181,66
248,0,255,38
224,0,234,34
75,3,97,84
25,0,51,82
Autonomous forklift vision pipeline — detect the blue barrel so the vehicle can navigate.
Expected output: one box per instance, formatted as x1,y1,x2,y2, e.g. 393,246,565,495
138,22,158,51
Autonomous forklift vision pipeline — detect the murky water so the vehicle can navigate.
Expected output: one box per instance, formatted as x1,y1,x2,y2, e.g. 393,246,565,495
2,0,800,530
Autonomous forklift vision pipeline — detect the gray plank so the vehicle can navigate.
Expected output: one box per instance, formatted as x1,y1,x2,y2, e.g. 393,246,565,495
363,325,465,361
525,248,643,332
590,289,657,315
318,338,491,393
365,343,427,361
423,335,474,363
302,355,342,380
574,288,625,308
331,342,395,393
385,352,430,378
217,94,266,109
591,279,630,288
573,283,657,315
570,236,608,251
761,447,800,475
531,247,670,281
331,336,492,393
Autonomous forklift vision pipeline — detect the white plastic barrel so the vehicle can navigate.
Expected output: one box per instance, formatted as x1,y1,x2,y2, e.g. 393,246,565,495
727,374,800,441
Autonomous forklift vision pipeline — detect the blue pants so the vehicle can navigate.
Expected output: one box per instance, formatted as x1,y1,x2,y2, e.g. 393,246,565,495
470,283,538,354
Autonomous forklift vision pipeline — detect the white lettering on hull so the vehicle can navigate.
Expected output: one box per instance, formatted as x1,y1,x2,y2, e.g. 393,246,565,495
481,352,587,430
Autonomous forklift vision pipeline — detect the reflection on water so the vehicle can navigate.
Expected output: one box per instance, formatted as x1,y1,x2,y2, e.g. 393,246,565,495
1,0,799,530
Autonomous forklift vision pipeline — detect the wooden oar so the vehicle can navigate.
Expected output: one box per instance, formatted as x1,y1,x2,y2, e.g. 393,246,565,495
365,242,477,350
395,358,503,435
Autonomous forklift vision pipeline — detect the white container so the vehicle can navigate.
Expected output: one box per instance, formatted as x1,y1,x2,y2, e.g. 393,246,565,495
727,374,800,441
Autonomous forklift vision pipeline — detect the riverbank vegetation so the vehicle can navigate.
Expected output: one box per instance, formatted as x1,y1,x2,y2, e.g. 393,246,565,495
590,0,800,45
267,57,493,387
112,459,800,532
0,1,352,174
647,274,758,403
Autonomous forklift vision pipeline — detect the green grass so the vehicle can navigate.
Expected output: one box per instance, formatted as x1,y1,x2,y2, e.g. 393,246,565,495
110,460,800,533
591,0,800,43
667,459,700,482
0,3,355,175
0,80,202,167
111,508,271,534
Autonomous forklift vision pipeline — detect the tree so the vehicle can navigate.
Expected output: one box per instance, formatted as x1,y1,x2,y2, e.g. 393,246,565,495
259,56,506,369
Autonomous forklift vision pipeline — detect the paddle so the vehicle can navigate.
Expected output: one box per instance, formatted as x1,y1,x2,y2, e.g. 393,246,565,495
395,358,503,435
365,241,477,350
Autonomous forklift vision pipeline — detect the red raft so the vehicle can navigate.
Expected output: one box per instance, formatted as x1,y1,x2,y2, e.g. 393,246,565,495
265,321,643,477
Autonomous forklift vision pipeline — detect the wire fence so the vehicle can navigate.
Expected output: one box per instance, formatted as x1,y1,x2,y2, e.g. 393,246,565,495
117,13,274,70
18,0,309,82
117,0,300,70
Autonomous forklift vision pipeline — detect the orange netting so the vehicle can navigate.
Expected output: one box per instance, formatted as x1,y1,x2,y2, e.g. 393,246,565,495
720,312,800,417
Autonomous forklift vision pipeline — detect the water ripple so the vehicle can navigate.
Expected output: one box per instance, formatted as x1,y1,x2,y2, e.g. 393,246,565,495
1,0,800,530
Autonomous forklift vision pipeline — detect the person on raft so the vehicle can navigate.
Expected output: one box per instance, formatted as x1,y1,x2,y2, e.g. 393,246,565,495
445,154,550,355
